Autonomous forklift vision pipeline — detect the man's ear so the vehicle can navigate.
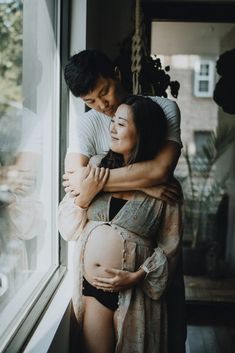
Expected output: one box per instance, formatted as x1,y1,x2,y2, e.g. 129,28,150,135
114,66,122,81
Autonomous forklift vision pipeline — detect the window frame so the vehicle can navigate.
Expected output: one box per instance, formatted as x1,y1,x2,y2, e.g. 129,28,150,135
194,59,215,98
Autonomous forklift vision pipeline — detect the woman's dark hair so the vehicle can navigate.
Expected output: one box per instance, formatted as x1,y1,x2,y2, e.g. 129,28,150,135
64,49,116,97
100,95,167,169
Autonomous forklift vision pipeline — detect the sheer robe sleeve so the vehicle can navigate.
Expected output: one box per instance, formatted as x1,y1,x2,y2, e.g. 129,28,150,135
58,193,88,241
140,202,183,300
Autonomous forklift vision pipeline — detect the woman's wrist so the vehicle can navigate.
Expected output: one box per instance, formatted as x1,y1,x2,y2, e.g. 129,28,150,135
133,268,146,284
74,194,91,209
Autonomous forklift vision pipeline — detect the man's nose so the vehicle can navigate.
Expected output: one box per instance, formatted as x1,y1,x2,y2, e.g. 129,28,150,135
98,98,108,111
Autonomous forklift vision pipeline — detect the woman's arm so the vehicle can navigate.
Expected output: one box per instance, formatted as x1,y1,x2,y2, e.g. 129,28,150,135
58,164,109,240
58,193,88,241
92,248,168,300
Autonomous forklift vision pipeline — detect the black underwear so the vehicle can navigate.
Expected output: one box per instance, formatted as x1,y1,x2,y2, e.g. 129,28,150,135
83,277,119,310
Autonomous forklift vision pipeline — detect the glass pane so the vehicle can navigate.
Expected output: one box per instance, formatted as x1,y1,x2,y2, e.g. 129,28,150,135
0,0,59,347
199,80,209,92
151,21,235,302
199,63,209,76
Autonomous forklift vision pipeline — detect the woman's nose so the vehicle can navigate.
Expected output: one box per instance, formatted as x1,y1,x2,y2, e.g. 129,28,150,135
110,122,116,133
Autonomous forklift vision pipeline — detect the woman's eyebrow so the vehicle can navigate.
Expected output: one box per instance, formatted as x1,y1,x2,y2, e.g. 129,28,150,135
118,116,128,121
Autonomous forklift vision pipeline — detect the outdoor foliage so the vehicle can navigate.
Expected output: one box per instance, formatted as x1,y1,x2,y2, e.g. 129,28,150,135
0,0,23,111
181,125,235,248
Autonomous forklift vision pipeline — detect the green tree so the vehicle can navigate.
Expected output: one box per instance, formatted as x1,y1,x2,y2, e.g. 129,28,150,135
0,0,23,110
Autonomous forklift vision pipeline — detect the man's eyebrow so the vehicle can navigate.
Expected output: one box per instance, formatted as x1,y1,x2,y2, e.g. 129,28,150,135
99,84,109,94
83,85,109,101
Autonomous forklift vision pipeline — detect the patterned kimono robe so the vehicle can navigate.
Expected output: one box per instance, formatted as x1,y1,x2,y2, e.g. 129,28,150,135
59,190,183,353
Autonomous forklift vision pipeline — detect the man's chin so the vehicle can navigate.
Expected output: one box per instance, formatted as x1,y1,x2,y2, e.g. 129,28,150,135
105,109,115,117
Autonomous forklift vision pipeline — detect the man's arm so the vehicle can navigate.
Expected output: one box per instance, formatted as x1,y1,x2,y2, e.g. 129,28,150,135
65,152,89,171
64,141,181,193
104,141,181,192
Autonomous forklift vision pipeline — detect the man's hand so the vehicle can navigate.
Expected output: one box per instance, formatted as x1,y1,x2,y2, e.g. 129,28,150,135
0,166,36,196
63,166,89,195
92,267,146,292
141,178,183,204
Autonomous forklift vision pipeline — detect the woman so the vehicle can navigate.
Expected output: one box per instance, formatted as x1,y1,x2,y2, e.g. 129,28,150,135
58,95,183,353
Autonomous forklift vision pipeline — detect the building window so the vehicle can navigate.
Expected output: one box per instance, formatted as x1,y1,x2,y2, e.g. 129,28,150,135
0,0,65,350
194,60,215,97
194,130,213,155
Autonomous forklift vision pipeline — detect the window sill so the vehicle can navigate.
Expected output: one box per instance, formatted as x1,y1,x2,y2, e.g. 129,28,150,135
23,271,73,353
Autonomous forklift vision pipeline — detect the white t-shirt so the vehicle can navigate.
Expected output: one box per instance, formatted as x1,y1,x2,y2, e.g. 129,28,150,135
68,96,182,158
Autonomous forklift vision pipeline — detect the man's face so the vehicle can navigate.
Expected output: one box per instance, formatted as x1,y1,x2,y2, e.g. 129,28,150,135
80,76,124,117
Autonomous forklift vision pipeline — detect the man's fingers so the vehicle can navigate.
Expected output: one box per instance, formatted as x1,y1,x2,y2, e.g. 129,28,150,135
162,191,178,204
71,190,79,196
62,180,70,187
103,168,109,183
94,167,100,180
99,167,106,180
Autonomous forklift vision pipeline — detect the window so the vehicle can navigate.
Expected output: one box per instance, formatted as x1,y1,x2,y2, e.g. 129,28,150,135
0,0,65,350
194,59,215,97
194,130,213,155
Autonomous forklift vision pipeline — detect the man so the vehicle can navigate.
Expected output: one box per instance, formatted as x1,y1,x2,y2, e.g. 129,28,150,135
63,49,186,353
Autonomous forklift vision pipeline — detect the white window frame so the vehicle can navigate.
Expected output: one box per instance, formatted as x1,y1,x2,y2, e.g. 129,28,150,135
194,59,215,98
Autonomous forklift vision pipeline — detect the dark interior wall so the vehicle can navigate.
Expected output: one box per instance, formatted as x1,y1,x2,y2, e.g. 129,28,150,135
86,0,134,60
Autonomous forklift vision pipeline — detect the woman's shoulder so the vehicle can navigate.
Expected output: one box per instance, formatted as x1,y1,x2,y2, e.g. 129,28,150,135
89,154,106,167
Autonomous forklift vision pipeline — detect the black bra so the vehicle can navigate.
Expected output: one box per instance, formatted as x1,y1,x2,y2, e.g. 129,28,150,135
109,197,127,220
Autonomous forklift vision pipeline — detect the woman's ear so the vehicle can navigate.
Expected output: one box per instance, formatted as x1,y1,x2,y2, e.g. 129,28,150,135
114,66,122,81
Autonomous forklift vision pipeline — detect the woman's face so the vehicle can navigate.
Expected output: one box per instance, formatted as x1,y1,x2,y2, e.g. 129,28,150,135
110,104,138,162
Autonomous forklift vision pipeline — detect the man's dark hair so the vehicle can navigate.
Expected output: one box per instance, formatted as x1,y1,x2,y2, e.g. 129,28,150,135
64,49,116,97
100,95,167,168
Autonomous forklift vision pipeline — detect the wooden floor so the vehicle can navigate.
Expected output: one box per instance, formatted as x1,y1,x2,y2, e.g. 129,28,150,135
186,302,235,353
186,324,235,353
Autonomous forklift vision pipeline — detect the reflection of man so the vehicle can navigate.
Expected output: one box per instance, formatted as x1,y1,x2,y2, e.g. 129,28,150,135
63,49,186,353
0,106,43,271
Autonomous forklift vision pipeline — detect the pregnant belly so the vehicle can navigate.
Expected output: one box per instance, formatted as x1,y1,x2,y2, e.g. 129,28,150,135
83,224,124,283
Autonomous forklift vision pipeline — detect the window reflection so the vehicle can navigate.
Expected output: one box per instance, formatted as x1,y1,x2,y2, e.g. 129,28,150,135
0,0,59,347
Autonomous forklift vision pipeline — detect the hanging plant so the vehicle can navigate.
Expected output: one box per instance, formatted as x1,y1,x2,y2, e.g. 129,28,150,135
115,36,180,98
213,48,235,114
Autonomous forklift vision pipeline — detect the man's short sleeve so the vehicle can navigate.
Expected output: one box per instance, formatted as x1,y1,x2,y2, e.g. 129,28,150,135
67,111,96,158
150,96,183,148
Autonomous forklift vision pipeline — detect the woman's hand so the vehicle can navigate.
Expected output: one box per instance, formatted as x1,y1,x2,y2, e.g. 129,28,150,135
74,165,109,208
92,267,146,292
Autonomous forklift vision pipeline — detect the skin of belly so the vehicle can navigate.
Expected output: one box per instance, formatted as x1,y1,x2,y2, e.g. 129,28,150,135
83,224,124,283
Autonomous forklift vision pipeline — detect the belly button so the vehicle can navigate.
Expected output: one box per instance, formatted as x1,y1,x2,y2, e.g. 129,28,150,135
95,263,101,267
